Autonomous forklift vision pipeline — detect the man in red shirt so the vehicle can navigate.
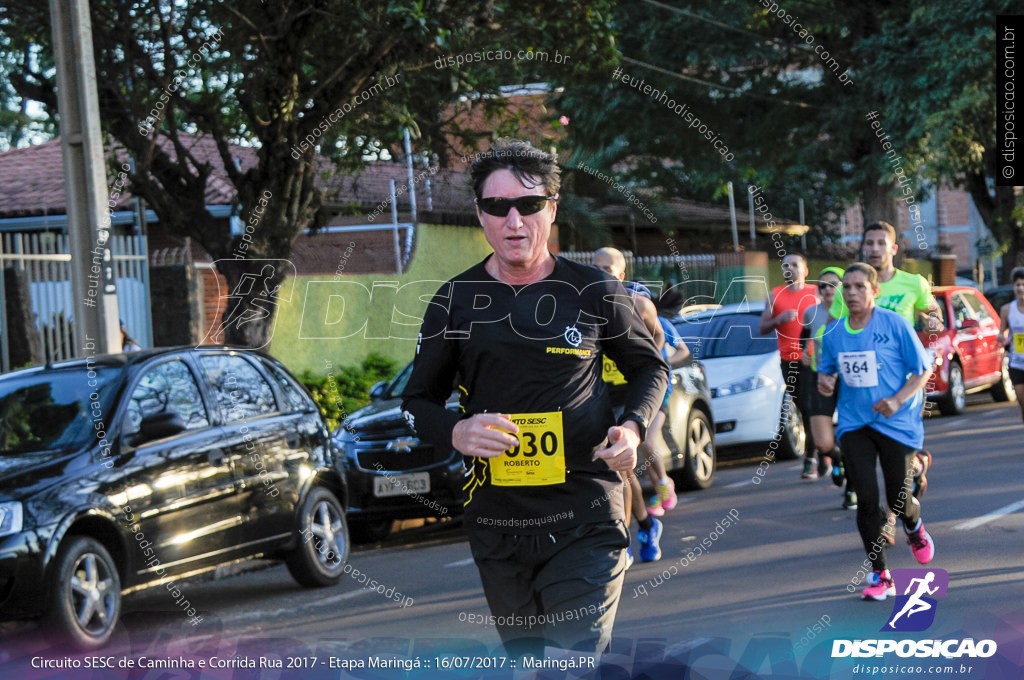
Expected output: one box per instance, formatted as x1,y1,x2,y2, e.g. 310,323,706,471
759,253,820,477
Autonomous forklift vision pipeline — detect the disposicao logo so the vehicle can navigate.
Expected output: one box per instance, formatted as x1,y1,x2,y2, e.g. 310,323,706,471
832,569,998,659
883,568,948,632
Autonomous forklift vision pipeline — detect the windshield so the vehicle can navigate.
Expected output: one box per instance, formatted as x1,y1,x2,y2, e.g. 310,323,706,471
384,362,415,399
675,313,778,359
0,367,121,455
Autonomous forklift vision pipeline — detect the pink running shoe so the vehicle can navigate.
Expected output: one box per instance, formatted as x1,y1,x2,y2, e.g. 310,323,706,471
646,498,665,517
656,477,678,511
861,569,896,601
907,523,935,564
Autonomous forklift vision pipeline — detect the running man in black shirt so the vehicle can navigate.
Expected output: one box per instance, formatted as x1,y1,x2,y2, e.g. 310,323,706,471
592,247,669,563
402,139,668,662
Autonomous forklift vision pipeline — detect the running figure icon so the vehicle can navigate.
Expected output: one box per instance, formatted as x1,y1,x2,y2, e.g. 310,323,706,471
888,571,939,628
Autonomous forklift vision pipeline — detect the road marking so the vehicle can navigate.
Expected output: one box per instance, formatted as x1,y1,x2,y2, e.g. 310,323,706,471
930,424,1022,438
953,499,1024,531
725,480,751,488
928,407,1010,430
445,557,476,567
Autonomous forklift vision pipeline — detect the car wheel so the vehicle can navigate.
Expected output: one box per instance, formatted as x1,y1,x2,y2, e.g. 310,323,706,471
286,487,349,587
348,518,395,544
776,394,805,460
46,536,121,650
990,354,1017,403
938,361,966,415
673,409,715,490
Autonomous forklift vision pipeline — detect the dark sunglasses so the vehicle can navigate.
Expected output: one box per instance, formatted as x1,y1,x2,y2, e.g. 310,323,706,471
476,195,557,217
818,281,839,290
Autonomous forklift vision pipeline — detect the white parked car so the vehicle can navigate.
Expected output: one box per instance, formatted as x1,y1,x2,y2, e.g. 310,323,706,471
673,301,806,459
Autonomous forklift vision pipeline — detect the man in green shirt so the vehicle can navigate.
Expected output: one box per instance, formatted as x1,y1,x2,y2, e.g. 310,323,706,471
829,222,943,332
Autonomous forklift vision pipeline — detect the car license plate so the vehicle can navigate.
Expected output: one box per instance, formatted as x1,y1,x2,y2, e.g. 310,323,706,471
374,472,430,498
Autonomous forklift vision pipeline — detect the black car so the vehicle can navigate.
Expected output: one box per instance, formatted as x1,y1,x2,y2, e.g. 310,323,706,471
984,284,1016,314
335,353,716,544
333,362,464,544
0,347,349,649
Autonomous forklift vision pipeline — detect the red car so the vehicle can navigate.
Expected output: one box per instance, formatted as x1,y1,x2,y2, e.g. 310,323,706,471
920,286,1017,415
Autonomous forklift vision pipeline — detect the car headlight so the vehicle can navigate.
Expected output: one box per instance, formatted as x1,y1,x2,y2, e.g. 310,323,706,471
715,374,772,397
0,502,24,538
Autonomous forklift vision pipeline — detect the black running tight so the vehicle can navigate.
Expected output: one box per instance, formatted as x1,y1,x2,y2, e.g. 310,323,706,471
840,426,921,571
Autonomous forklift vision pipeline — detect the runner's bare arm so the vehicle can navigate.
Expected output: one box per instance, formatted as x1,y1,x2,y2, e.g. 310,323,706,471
602,282,669,444
667,341,691,367
635,296,664,348
918,302,944,333
998,303,1011,346
758,291,777,335
818,372,837,397
800,318,812,366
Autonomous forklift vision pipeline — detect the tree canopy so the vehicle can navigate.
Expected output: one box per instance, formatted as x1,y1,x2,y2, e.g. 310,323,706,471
0,0,616,344
0,0,1019,352
557,0,1022,268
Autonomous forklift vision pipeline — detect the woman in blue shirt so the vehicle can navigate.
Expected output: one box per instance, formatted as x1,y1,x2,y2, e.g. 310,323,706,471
817,263,935,601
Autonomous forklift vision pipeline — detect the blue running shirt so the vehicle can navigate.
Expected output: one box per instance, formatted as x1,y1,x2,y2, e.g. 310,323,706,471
818,307,930,449
658,316,682,397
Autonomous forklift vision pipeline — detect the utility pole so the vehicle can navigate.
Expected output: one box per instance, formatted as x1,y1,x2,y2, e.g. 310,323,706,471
799,198,806,251
747,187,756,248
727,181,739,252
51,0,120,356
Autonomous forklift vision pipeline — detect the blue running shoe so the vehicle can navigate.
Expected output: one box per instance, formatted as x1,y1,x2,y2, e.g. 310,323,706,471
832,460,846,488
625,547,634,569
638,518,663,562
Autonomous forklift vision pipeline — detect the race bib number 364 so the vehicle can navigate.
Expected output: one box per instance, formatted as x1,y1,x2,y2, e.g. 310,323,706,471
490,412,566,486
838,350,879,388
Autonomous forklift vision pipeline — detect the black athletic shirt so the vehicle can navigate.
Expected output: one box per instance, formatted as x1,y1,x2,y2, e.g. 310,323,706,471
401,255,668,534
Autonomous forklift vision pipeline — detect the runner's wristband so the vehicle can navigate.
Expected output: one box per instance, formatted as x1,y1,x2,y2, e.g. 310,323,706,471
616,414,648,441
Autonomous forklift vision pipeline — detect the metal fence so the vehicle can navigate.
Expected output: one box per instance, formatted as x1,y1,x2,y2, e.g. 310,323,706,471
0,232,152,369
559,250,718,302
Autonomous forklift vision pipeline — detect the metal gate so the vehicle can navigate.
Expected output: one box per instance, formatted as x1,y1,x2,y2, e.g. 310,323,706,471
0,232,151,371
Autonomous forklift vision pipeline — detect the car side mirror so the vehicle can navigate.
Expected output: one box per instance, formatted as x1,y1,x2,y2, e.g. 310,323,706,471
133,412,186,445
959,318,979,330
369,381,388,400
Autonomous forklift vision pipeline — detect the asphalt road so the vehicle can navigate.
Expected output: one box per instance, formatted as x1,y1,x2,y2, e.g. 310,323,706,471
4,395,1023,679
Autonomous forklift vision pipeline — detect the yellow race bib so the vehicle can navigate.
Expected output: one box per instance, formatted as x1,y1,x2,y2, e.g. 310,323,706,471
602,356,628,386
490,412,566,486
1015,333,1024,354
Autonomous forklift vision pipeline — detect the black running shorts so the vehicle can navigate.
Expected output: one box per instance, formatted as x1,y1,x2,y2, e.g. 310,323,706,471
807,370,838,417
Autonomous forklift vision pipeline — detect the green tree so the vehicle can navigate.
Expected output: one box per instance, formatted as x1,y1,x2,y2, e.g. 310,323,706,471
0,18,54,149
860,0,1024,274
0,0,616,346
557,0,908,249
556,0,1015,264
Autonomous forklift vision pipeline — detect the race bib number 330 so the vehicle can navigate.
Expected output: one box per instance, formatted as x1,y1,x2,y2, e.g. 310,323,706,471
490,412,566,486
838,350,879,388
